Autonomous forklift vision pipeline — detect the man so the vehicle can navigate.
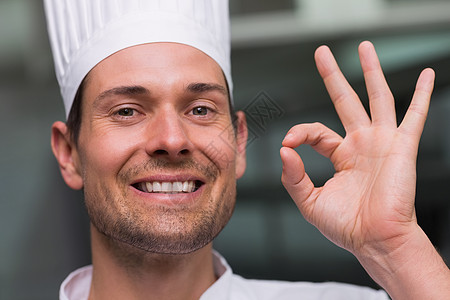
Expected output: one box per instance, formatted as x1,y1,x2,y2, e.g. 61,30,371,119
45,0,450,299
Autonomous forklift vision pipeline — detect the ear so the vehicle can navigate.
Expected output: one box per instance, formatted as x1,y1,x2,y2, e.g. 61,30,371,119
234,111,247,179
51,121,83,190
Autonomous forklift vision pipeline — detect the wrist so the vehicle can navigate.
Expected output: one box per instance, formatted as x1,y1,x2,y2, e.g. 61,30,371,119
355,225,450,300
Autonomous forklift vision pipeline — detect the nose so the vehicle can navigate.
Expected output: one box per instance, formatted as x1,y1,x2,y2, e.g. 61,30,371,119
144,108,193,160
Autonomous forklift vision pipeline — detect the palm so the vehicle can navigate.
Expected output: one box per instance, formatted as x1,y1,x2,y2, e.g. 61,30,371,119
281,41,434,256
312,128,416,251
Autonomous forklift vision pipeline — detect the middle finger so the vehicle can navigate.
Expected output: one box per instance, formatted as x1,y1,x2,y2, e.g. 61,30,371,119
315,45,371,132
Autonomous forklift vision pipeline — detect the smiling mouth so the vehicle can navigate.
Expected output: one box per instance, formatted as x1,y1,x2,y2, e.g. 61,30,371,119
133,180,203,194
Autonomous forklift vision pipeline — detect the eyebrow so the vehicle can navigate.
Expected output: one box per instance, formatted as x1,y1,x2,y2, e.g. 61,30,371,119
186,82,228,96
93,82,228,107
93,85,150,106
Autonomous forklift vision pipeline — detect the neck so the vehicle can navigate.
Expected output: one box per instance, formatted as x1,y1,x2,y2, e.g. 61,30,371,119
88,224,217,300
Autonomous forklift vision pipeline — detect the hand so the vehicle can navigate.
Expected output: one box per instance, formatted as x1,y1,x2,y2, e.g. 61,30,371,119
280,41,435,257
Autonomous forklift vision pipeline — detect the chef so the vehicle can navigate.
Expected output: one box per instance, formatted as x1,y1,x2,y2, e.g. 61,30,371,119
44,0,450,299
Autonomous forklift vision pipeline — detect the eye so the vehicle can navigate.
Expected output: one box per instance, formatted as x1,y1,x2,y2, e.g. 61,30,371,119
117,107,134,117
192,106,209,116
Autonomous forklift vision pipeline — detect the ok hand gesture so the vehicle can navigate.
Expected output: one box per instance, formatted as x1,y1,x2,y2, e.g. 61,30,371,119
280,41,449,299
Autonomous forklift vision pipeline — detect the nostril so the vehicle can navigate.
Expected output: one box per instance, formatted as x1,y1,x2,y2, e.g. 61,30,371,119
154,149,168,155
152,149,189,156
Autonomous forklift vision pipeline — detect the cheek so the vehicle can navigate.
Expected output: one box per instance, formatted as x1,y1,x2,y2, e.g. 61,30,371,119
199,125,237,173
79,127,143,179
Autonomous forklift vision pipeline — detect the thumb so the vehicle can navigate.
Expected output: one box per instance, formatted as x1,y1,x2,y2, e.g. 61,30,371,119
280,146,315,206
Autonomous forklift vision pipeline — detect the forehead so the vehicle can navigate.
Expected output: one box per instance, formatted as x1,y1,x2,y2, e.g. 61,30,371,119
84,42,227,98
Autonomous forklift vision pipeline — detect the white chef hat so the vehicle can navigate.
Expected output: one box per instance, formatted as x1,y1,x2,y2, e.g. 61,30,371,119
44,0,232,118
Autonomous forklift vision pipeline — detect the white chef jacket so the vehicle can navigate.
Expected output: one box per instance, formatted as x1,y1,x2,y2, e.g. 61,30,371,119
60,251,389,300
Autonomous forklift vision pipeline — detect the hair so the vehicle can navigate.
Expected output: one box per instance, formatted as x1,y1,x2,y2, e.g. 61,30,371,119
66,77,237,146
66,77,86,146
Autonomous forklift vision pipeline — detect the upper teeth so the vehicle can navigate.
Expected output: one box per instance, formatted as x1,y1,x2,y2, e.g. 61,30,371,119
140,181,196,193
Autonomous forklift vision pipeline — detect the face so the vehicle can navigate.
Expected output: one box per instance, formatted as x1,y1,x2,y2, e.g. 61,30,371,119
58,43,247,254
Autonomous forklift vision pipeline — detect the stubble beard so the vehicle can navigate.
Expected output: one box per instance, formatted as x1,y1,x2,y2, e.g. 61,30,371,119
84,159,236,255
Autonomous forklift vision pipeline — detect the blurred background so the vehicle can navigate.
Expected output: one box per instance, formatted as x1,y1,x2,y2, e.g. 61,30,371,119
1,0,450,299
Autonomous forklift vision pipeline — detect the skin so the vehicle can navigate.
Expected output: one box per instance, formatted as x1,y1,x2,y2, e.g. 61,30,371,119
51,43,247,300
281,41,450,299
51,40,449,299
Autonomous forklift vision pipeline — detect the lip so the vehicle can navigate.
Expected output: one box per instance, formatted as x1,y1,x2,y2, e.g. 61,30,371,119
129,173,207,206
131,173,206,185
130,183,205,207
